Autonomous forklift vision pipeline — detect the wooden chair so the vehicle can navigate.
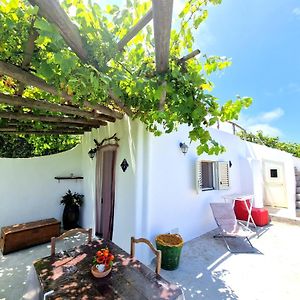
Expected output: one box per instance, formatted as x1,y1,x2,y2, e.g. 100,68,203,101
51,228,92,256
130,237,162,274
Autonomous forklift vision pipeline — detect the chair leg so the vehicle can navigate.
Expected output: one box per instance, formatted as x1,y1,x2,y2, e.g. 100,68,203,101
88,228,92,243
130,237,135,258
156,250,162,275
50,237,56,256
213,232,256,253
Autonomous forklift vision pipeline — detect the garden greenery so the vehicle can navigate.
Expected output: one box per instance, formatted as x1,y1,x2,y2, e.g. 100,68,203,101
0,0,252,157
239,130,300,158
0,133,80,157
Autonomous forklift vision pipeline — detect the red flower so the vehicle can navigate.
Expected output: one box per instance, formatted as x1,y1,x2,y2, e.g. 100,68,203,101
93,248,114,269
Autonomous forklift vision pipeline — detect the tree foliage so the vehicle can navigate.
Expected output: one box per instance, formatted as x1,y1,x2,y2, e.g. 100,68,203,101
0,133,80,157
0,0,252,156
239,130,300,158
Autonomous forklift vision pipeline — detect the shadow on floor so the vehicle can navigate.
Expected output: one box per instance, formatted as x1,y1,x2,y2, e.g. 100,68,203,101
157,230,238,299
0,243,50,299
0,234,89,300
154,225,272,300
1,230,240,300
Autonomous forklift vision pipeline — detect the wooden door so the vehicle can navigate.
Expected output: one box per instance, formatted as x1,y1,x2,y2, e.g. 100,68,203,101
263,160,287,208
95,145,118,240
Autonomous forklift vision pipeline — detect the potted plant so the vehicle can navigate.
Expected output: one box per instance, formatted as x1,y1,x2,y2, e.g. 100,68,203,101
91,247,114,278
60,189,84,230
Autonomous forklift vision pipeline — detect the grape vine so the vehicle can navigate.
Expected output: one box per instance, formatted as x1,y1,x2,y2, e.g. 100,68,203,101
0,0,252,156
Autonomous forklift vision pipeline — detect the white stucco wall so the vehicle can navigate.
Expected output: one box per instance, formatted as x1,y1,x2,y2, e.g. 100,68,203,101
146,127,247,245
0,145,83,229
0,118,297,265
242,141,296,216
80,117,149,254
293,156,300,170
146,125,297,249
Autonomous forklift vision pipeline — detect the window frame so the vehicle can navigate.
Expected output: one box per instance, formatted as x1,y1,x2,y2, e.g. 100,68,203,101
196,160,230,193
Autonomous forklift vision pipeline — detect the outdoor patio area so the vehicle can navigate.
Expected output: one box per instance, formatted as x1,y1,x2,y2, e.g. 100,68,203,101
1,219,299,300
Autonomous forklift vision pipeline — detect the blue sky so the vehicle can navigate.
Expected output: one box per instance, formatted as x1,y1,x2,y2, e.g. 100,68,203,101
100,0,300,142
195,0,300,142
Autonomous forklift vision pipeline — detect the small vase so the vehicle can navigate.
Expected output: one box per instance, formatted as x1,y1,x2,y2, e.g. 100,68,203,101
91,265,112,278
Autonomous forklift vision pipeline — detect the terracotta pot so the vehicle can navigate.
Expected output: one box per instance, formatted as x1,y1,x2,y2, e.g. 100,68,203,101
91,265,112,278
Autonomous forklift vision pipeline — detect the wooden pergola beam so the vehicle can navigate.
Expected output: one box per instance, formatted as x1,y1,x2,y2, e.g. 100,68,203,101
152,0,173,73
28,1,130,116
0,127,85,135
0,61,67,99
2,122,92,130
117,9,153,51
0,61,123,119
108,90,132,116
3,121,93,130
28,0,88,62
0,111,105,127
82,100,123,119
17,21,39,96
0,93,115,122
179,49,201,63
159,81,167,111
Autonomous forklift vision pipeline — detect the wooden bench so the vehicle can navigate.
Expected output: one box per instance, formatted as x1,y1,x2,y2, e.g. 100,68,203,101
0,218,61,255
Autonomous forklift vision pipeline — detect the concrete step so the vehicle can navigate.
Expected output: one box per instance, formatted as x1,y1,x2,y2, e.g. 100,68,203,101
296,194,300,201
297,187,300,194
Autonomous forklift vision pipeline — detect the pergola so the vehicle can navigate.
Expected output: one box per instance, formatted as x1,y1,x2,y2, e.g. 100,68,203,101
0,0,199,135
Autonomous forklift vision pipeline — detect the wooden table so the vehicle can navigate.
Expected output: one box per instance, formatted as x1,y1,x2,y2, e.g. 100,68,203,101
33,239,184,299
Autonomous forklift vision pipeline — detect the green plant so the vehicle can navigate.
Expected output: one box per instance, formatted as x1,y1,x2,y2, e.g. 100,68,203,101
0,0,252,156
238,130,300,158
60,189,84,207
0,133,80,158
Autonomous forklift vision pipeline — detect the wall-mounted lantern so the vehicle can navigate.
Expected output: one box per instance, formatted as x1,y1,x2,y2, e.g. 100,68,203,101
179,142,189,155
88,148,97,159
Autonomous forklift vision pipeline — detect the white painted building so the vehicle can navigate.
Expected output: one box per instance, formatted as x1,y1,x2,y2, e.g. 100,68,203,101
0,116,297,263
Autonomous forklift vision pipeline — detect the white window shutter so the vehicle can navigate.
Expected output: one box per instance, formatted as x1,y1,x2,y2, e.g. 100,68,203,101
196,160,202,193
217,161,230,190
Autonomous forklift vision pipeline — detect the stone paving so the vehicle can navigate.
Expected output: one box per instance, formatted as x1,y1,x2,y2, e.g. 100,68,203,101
1,220,300,300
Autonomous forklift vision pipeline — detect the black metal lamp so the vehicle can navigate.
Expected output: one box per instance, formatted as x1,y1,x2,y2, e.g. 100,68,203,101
179,142,189,155
88,148,97,159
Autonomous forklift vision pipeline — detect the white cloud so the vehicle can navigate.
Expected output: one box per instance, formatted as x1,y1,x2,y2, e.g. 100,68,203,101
259,108,284,122
247,124,282,137
264,82,300,97
238,107,284,137
287,82,300,93
293,7,300,16
196,23,216,50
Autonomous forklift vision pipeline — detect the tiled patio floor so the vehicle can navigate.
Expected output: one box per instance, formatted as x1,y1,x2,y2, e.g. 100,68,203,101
1,220,300,300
